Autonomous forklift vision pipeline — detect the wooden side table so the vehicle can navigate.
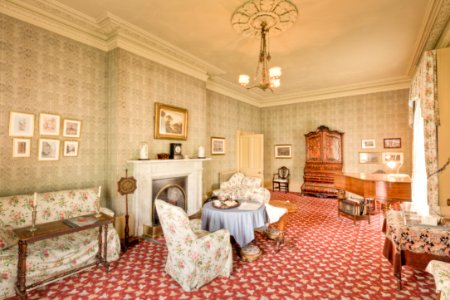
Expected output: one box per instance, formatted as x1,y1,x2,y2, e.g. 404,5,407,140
13,213,113,299
268,200,298,252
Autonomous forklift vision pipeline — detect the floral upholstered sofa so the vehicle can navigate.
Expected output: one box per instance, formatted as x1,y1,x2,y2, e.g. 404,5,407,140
0,188,121,299
212,172,270,204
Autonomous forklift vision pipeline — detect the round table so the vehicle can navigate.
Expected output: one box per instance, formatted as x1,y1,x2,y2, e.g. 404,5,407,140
201,201,268,247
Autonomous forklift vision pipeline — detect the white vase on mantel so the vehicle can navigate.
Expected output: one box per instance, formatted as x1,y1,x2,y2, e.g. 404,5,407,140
198,146,205,158
139,142,149,160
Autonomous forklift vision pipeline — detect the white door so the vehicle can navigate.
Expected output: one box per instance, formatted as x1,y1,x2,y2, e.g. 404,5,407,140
238,133,264,183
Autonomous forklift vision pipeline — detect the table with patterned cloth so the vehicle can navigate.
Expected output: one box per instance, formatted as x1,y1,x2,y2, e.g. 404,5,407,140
383,210,450,289
201,201,268,247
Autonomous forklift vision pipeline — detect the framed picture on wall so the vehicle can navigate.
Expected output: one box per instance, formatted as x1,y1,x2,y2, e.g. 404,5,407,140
39,113,60,136
359,152,380,164
154,103,188,140
12,138,31,158
383,138,401,149
63,141,79,157
63,119,81,138
211,137,225,155
275,144,292,159
382,152,404,164
9,112,35,137
361,139,376,149
38,139,60,161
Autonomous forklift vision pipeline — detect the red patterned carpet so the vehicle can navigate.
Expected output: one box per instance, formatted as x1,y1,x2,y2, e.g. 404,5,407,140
20,192,436,299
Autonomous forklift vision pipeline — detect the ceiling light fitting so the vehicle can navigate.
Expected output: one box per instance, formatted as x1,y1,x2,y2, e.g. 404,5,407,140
231,0,298,92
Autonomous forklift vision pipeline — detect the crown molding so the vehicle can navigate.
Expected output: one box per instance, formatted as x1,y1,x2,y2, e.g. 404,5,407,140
436,2,450,48
258,76,411,108
407,0,450,75
206,77,261,107
0,0,428,108
0,0,108,50
0,0,224,82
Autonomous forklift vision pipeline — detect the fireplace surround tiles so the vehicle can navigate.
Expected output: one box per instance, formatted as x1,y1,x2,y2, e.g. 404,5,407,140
127,159,210,236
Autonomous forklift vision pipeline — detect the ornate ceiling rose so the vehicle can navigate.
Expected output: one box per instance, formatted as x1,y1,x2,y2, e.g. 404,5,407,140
231,0,298,37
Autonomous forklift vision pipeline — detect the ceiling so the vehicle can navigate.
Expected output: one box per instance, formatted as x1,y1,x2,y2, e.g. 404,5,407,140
4,0,449,105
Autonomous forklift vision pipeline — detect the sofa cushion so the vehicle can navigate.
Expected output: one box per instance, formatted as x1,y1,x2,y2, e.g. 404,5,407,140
220,172,245,189
0,222,17,251
242,176,261,188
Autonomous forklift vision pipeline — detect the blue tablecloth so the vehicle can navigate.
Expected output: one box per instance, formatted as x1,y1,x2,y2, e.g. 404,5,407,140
201,201,268,247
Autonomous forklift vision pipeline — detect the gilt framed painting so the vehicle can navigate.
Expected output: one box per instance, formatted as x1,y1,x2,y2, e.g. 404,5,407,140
154,103,188,140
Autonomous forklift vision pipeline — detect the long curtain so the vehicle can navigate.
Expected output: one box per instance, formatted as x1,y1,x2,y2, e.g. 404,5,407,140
411,100,428,215
409,50,440,215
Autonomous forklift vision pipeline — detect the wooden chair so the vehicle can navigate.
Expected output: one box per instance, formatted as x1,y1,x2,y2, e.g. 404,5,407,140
273,166,290,192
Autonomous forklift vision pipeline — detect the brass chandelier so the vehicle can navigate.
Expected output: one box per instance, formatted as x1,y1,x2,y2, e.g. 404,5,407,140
231,0,298,92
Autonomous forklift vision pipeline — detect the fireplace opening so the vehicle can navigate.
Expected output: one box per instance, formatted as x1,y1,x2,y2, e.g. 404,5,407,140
152,176,187,228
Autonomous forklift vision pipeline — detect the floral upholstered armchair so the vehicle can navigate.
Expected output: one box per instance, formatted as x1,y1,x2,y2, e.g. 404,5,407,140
212,172,270,205
155,200,233,292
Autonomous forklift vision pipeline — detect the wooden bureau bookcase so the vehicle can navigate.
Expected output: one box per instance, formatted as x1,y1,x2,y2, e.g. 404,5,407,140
301,126,344,197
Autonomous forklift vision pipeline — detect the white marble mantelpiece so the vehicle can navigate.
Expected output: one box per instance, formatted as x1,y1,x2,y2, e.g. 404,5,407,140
127,158,210,236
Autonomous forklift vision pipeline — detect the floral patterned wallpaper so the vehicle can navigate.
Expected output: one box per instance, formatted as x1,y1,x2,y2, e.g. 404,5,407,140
0,14,108,196
205,90,261,192
261,89,413,192
0,14,413,211
106,48,208,213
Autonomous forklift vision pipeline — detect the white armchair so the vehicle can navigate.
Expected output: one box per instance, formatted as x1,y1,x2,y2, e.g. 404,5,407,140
155,200,232,292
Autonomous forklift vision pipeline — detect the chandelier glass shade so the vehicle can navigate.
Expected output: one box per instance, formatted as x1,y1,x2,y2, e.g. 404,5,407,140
231,0,298,92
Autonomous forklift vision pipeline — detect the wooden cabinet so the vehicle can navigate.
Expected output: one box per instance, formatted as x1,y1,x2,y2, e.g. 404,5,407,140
301,126,344,197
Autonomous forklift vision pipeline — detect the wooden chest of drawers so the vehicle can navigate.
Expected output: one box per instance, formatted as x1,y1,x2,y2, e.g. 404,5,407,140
301,126,344,198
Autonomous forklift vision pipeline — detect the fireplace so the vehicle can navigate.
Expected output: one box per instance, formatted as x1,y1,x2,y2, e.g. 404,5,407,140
127,158,210,236
151,176,187,234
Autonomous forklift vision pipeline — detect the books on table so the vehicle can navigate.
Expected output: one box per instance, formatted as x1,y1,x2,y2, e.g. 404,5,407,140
63,216,98,228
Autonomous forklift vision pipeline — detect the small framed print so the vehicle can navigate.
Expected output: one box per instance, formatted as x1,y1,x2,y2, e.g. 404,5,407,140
382,152,404,164
275,144,292,159
39,113,60,136
63,141,79,157
9,112,34,137
359,152,380,164
384,138,401,149
38,139,60,161
361,139,376,149
211,137,226,155
63,119,81,138
12,138,31,158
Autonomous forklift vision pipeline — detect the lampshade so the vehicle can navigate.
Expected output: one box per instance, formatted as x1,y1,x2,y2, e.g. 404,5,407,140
239,74,250,86
269,67,282,78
